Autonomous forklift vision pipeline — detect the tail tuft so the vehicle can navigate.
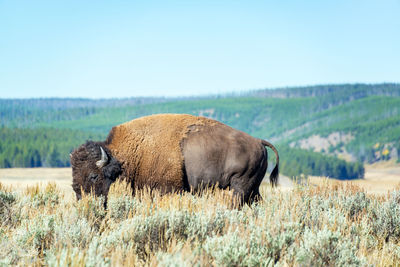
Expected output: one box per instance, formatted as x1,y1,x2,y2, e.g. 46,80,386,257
269,164,279,187
261,140,279,187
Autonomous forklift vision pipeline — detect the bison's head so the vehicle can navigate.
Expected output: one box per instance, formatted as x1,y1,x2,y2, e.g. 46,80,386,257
70,141,122,200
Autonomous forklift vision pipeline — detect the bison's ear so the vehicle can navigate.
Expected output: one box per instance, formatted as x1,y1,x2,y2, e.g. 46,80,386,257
103,158,122,181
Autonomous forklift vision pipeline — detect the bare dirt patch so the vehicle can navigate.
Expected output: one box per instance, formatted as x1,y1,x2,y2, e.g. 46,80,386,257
292,132,354,152
290,131,357,161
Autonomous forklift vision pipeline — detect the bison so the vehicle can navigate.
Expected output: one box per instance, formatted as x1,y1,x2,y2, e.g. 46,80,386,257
70,114,279,206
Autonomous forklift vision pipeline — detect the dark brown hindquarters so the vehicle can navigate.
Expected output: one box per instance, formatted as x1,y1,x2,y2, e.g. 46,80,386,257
182,123,270,206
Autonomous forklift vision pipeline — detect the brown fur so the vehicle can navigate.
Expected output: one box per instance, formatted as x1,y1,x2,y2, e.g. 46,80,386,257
105,114,218,192
71,114,279,206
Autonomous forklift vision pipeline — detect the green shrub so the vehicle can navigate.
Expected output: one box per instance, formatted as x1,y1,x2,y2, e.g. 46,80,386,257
53,217,95,248
296,227,365,266
368,191,400,242
340,191,370,219
16,215,55,253
75,195,106,230
102,209,228,261
0,190,17,227
46,238,111,267
106,194,142,221
205,230,270,267
157,251,194,267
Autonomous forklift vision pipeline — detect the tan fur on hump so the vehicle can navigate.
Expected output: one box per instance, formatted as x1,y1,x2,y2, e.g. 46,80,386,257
106,114,218,191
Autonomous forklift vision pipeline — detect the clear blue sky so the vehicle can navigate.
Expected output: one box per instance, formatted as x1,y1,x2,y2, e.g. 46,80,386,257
1,0,399,98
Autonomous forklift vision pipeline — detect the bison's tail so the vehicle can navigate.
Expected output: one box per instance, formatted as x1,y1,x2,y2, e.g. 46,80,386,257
261,140,279,187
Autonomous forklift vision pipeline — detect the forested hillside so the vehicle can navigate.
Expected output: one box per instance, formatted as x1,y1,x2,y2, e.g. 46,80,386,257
0,127,102,168
1,83,399,179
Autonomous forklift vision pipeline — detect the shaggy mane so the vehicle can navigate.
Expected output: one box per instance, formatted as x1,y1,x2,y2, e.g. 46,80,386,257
106,114,218,192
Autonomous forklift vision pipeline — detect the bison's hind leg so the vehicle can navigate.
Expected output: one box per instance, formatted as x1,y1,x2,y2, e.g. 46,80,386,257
249,190,263,205
230,182,253,209
231,190,263,209
230,172,265,208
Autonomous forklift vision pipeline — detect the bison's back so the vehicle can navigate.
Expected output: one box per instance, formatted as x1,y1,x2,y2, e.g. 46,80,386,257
106,114,218,191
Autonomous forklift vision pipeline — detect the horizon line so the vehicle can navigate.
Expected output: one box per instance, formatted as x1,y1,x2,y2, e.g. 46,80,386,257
1,82,399,100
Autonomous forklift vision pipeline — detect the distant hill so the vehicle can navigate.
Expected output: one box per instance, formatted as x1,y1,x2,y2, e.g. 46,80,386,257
249,83,400,99
1,83,399,179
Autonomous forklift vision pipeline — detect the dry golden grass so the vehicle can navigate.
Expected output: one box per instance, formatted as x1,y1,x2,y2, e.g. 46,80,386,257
0,167,73,196
2,164,400,196
1,165,400,266
308,162,400,195
2,176,400,266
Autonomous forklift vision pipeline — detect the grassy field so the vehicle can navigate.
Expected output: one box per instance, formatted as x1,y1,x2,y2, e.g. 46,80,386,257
0,168,72,189
1,165,399,196
1,166,400,266
307,161,400,195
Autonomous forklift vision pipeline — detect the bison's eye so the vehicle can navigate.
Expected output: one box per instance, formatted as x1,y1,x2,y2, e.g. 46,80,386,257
89,173,98,182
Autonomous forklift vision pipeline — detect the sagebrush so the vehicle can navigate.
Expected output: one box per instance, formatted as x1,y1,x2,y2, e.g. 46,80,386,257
0,180,398,266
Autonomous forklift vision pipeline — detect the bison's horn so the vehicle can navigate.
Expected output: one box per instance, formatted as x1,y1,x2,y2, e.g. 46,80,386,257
96,147,108,168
